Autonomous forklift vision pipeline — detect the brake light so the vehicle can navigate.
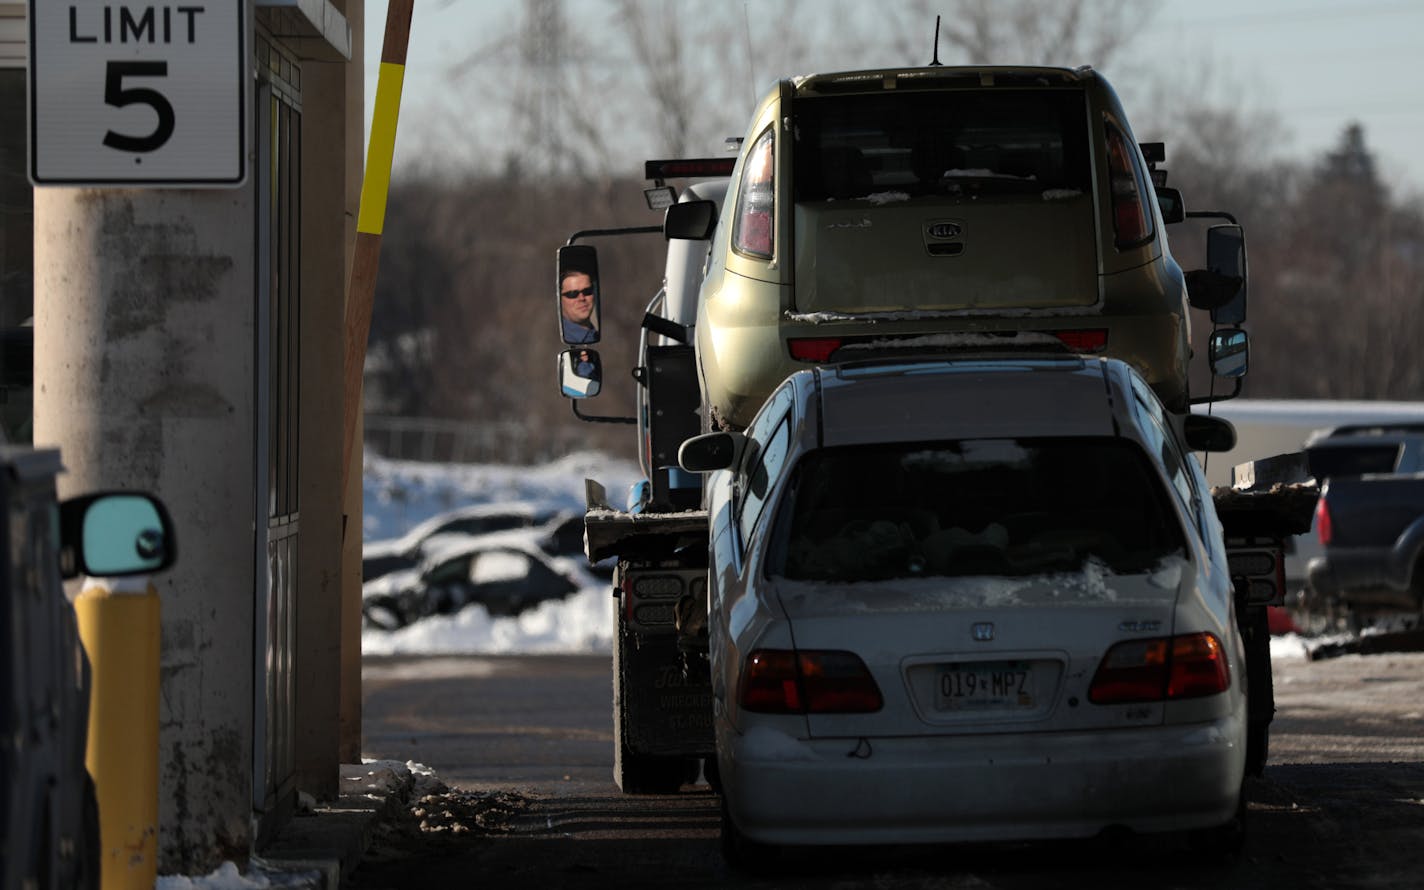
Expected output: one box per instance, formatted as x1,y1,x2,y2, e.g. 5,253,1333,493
788,337,843,362
1315,497,1332,547
1166,633,1230,699
1105,124,1149,248
741,649,882,713
1051,329,1108,352
733,128,775,258
1088,632,1229,704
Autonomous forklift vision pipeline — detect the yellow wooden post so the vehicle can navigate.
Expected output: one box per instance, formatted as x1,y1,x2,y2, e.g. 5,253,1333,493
343,0,415,494
75,580,160,890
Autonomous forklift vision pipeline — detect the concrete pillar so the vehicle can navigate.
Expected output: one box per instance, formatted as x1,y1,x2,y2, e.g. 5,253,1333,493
33,187,257,873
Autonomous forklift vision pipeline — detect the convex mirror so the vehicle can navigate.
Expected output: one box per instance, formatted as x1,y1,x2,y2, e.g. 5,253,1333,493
664,199,718,241
1208,328,1249,379
59,491,176,579
557,244,601,345
558,348,603,399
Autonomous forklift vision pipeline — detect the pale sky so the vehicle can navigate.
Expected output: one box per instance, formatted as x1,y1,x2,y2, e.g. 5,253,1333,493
363,0,1424,193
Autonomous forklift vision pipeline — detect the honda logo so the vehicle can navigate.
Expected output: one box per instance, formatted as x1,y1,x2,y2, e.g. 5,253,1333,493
926,222,963,239
972,622,994,642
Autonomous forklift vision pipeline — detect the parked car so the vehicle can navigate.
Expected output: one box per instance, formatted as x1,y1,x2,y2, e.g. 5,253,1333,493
679,357,1246,867
1305,424,1424,622
362,536,583,629
362,502,585,582
1,446,176,890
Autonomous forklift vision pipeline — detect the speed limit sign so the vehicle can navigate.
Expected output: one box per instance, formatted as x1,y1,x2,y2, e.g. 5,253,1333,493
28,0,247,186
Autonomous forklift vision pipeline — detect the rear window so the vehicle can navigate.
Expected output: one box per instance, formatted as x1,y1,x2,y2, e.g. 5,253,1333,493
766,437,1185,582
1308,444,1401,478
792,89,1090,201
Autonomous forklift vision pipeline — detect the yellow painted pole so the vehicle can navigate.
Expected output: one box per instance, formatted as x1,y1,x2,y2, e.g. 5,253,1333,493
75,580,160,890
342,0,414,495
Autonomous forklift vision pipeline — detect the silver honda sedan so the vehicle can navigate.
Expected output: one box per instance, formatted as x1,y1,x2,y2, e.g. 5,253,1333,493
680,356,1247,868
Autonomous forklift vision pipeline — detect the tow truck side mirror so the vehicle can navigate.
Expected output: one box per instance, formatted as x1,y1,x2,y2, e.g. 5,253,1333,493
679,431,745,472
1186,224,1248,322
1183,414,1237,453
58,492,176,579
557,245,602,346
558,348,602,399
664,200,718,241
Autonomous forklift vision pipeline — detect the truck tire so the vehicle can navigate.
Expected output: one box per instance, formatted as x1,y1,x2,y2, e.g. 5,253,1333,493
1242,606,1273,776
612,601,698,794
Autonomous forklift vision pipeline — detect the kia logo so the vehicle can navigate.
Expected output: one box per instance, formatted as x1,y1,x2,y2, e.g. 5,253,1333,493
972,622,994,642
927,222,962,239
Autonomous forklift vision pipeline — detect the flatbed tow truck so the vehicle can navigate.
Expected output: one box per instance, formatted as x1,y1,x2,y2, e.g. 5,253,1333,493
554,65,1318,790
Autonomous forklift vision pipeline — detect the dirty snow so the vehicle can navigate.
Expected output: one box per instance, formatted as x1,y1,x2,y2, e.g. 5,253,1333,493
863,191,911,205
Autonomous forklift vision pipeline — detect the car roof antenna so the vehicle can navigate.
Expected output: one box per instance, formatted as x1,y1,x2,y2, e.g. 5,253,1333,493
929,15,943,67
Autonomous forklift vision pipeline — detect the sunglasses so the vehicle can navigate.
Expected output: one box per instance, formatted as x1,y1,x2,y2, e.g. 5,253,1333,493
561,286,596,300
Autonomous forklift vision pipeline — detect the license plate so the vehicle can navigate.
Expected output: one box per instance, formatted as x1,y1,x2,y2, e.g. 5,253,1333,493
936,661,1035,711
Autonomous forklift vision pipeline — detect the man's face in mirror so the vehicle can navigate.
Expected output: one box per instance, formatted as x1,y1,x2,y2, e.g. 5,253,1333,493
561,272,596,326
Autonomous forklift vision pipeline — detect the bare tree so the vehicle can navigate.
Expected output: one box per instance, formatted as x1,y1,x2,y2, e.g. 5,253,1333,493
881,0,1159,68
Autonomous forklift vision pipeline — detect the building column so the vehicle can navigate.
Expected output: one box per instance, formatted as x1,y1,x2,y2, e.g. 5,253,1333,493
33,187,258,873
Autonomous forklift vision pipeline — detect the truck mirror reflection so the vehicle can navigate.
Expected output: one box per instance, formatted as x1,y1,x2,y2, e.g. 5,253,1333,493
557,244,601,345
559,348,602,399
1209,328,1249,380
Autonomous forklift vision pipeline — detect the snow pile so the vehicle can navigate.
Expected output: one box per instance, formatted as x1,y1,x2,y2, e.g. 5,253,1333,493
362,586,614,656
156,861,316,890
361,452,637,656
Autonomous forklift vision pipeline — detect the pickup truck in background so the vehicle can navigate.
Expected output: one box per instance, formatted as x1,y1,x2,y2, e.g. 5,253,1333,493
1306,424,1424,622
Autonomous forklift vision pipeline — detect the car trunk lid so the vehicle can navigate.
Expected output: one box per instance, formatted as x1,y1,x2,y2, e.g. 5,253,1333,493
770,562,1189,738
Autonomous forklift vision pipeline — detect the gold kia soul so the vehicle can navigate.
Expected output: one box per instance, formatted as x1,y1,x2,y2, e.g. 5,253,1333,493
690,65,1234,431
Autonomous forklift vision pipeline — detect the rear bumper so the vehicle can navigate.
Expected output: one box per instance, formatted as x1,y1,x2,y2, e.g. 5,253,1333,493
719,716,1245,846
1307,549,1419,609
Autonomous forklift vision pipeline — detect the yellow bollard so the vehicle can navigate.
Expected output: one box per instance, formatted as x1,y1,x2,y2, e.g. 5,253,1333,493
75,578,160,890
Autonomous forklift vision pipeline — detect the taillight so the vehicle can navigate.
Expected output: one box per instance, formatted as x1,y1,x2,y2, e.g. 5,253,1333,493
741,649,882,714
733,128,775,258
1051,329,1108,352
1166,633,1230,699
1315,497,1332,547
1105,124,1149,248
788,337,843,362
1088,632,1229,704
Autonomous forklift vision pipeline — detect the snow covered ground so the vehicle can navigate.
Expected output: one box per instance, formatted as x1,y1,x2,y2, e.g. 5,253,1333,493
361,451,640,656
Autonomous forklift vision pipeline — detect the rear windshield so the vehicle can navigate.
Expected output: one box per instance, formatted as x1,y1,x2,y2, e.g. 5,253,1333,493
1307,443,1401,478
792,89,1090,201
766,437,1185,582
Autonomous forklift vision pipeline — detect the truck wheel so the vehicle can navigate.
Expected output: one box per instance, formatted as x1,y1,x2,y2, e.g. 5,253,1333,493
702,757,723,794
1242,606,1274,777
614,744,697,794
